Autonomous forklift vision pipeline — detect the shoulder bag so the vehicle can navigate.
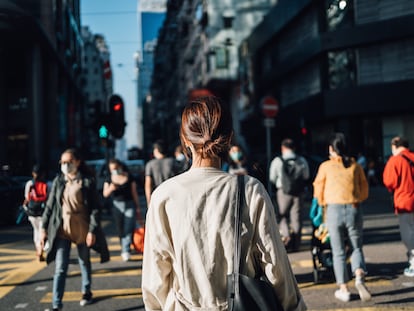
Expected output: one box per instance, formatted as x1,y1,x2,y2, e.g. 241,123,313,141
227,175,283,311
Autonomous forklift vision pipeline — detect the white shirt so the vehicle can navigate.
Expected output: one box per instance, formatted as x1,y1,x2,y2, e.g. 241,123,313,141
142,167,306,311
269,150,310,190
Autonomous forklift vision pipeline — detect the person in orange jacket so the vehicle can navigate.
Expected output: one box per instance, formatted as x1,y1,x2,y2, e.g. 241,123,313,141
383,136,414,277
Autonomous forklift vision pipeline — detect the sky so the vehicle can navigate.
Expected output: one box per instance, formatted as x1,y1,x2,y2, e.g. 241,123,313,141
80,0,142,149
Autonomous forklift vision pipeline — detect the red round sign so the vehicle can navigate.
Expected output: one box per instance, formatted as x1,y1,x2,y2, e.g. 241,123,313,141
261,96,279,118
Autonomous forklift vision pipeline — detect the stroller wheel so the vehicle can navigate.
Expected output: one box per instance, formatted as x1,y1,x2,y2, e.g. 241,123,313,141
313,268,319,284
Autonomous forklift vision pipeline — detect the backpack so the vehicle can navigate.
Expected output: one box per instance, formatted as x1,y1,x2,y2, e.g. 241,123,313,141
279,157,305,196
26,180,48,217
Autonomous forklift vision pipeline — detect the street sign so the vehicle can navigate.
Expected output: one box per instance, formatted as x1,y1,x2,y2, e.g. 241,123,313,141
261,96,279,118
263,118,275,127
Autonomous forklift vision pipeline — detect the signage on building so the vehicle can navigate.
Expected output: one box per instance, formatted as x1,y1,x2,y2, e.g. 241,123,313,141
138,0,167,13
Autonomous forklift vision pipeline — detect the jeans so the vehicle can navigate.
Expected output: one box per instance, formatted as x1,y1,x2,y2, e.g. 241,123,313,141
326,203,367,285
398,213,414,265
52,237,91,309
112,199,136,254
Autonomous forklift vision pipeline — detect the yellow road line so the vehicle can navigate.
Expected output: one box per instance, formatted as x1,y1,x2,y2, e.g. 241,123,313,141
67,268,142,278
40,288,142,302
0,259,45,299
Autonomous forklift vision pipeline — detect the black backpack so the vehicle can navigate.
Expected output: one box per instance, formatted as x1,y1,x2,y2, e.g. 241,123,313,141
279,157,305,196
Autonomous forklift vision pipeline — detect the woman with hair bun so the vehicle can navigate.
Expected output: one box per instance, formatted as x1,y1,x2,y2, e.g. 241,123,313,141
313,132,371,303
142,96,306,311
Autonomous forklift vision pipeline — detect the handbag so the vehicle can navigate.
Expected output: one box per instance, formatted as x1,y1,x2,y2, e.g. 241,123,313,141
132,226,145,253
227,175,283,311
25,201,45,217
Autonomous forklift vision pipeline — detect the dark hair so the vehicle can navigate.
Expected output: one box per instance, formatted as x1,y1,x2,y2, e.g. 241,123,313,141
32,164,45,180
281,138,296,150
329,132,351,168
391,136,409,148
108,158,129,172
180,96,233,160
32,164,42,174
153,139,168,155
62,148,93,176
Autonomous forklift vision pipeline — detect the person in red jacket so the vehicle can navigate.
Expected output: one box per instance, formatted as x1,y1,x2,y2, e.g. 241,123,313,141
383,136,414,277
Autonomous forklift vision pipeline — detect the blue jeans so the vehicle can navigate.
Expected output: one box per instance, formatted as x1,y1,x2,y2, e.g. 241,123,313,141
52,237,91,309
112,200,136,254
326,203,367,284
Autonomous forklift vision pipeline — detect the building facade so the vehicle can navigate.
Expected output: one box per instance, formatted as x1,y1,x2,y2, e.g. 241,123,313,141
81,27,113,159
0,0,111,176
148,0,275,152
241,0,414,167
0,0,86,176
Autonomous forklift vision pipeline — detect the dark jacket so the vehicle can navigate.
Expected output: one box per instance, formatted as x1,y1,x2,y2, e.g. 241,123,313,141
42,173,110,264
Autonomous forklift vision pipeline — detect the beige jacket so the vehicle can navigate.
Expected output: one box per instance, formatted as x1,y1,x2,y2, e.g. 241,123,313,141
142,167,306,311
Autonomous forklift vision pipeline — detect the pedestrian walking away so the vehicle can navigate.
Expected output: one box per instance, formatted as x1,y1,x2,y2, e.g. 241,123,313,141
142,96,306,311
144,139,175,205
313,132,371,303
382,136,414,277
269,138,309,252
23,164,48,262
40,148,109,311
103,158,144,262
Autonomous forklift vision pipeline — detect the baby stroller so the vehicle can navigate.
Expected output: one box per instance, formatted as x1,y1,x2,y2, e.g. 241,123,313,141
309,198,334,284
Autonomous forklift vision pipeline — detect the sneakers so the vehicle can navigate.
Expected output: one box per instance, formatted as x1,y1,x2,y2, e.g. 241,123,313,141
334,289,351,302
121,252,131,262
355,281,372,302
80,292,93,306
404,266,414,277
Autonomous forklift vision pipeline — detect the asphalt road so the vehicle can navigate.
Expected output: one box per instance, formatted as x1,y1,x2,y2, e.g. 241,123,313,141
1,186,413,311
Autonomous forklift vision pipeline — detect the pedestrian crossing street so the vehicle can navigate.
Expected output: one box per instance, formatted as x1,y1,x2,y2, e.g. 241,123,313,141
1,228,414,310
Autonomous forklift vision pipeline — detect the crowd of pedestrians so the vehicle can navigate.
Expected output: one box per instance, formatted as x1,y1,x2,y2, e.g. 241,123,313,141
14,95,414,310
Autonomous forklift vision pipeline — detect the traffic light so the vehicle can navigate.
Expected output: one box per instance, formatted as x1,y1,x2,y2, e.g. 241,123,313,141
108,94,126,139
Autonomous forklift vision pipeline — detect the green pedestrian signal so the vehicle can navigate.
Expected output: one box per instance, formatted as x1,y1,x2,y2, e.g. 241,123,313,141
99,125,109,138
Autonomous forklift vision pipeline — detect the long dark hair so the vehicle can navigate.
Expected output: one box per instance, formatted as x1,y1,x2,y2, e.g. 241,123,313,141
329,132,351,168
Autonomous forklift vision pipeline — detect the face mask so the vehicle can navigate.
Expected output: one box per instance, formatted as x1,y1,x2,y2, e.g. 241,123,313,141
111,169,122,176
176,153,185,162
61,163,76,175
230,152,242,162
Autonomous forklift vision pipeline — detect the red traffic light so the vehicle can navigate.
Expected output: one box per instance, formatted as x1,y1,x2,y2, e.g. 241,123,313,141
301,127,308,135
113,102,122,111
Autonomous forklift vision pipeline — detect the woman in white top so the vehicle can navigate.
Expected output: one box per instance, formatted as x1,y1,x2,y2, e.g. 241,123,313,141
142,96,306,311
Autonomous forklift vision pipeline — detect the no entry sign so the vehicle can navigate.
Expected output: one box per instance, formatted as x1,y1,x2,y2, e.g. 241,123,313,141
261,96,279,118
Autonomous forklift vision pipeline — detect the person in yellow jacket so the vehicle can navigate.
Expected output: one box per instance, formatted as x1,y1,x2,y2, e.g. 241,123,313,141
313,132,370,303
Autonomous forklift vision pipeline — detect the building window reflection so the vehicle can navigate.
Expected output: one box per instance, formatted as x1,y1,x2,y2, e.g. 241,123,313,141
328,49,356,89
326,0,354,31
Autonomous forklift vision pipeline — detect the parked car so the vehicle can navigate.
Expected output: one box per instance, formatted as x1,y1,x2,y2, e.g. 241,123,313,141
0,176,24,225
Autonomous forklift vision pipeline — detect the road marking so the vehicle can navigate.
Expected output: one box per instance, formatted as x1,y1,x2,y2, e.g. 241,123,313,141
40,288,142,303
299,277,392,290
308,308,414,311
0,254,45,299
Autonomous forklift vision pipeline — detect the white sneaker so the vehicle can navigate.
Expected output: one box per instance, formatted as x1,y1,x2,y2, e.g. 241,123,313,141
404,266,414,277
355,281,371,302
334,289,351,302
121,252,130,262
